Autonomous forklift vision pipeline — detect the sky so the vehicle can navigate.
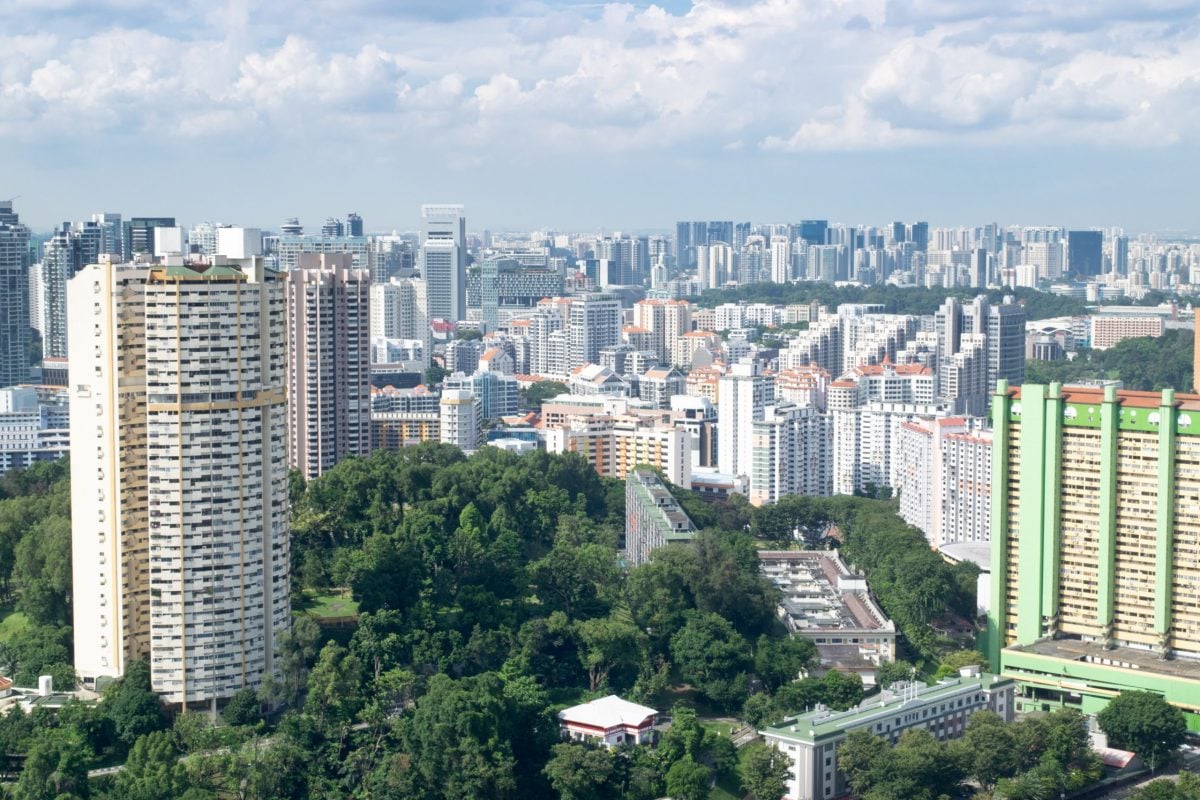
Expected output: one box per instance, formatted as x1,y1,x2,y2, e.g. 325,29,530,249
3,0,1200,234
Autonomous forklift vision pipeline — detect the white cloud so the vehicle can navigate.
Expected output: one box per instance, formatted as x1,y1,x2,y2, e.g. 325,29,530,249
0,0,1199,155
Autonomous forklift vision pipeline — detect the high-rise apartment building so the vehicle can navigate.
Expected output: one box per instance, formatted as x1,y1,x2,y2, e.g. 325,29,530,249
896,417,991,548
829,363,945,495
749,402,832,505
718,361,774,479
40,221,104,358
69,256,290,707
633,299,691,366
420,204,466,322
440,388,481,451
285,253,371,479
0,202,30,389
369,277,430,367
770,236,791,284
567,294,622,370
273,234,370,272
986,382,1200,726
0,386,69,478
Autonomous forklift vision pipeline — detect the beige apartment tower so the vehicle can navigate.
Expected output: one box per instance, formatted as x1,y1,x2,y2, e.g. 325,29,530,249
69,256,290,707
285,253,371,479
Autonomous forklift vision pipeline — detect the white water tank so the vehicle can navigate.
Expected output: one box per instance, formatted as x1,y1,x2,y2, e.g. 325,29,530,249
38,675,52,697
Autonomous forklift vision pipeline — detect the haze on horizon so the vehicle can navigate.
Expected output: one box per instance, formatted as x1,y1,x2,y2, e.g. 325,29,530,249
2,0,1199,234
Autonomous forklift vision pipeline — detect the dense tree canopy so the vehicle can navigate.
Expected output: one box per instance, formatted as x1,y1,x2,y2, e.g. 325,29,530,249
1026,329,1195,392
523,380,569,411
0,442,1036,798
1098,691,1188,770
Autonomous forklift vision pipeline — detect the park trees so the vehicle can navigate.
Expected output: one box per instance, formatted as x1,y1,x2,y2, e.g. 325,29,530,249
1098,691,1188,771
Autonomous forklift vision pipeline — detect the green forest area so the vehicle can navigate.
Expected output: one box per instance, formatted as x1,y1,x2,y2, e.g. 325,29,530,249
1026,328,1195,393
0,446,993,799
0,446,1187,799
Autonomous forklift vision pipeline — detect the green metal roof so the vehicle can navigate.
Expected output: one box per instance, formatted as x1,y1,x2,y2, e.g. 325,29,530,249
762,672,1012,743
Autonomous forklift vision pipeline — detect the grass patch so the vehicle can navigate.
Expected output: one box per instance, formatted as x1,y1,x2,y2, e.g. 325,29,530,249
0,610,30,643
299,589,359,621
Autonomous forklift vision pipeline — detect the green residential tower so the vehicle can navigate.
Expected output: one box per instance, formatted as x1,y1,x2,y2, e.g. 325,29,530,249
987,381,1200,730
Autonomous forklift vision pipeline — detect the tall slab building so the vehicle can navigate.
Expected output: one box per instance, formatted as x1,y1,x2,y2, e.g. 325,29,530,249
0,202,30,389
285,253,371,479
419,204,466,323
69,256,290,707
987,382,1200,728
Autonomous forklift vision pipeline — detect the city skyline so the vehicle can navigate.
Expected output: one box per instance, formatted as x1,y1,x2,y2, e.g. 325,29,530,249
3,1,1200,233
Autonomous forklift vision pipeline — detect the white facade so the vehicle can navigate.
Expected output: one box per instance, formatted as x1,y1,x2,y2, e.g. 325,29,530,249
0,386,69,477
439,388,481,452
69,257,290,706
717,361,774,482
828,366,948,496
567,294,622,370
558,696,657,749
369,277,431,368
215,227,263,259
420,204,466,322
749,403,832,505
763,670,1015,800
898,417,993,548
153,226,186,256
771,236,792,284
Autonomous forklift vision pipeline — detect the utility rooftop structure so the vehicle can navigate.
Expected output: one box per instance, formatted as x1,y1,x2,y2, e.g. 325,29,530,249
762,667,1014,800
759,551,895,684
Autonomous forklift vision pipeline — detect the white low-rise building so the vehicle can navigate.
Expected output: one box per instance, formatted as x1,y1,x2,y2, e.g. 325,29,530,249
759,550,896,684
762,668,1015,800
558,695,658,748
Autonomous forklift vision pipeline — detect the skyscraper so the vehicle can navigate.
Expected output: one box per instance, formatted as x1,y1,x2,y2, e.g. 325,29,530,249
92,213,124,259
370,276,431,366
1066,230,1103,277
796,220,829,246
987,383,1200,727
69,255,290,707
910,221,930,252
0,202,30,389
41,221,103,358
983,297,1025,387
124,217,177,257
420,204,466,322
346,212,364,237
749,402,831,505
770,236,791,284
285,253,371,480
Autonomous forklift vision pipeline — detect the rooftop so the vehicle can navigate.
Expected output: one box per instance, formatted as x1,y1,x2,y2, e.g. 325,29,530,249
559,695,657,729
762,670,1011,743
758,550,893,633
1008,638,1200,682
939,541,991,570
